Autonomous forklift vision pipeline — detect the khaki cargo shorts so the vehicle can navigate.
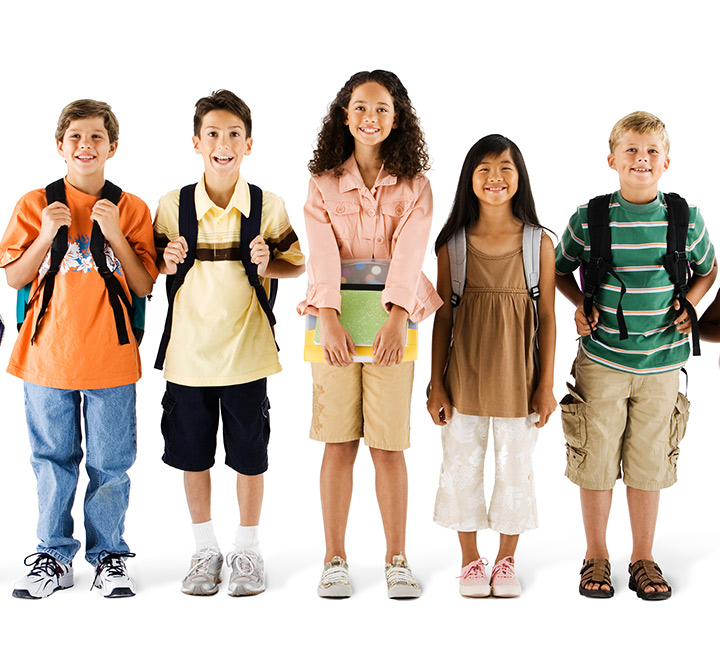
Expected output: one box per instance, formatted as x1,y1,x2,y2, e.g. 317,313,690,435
310,361,414,451
559,348,689,491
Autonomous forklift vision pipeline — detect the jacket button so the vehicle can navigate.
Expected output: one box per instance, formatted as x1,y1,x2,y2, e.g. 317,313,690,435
368,208,376,216
336,205,345,214
395,205,404,215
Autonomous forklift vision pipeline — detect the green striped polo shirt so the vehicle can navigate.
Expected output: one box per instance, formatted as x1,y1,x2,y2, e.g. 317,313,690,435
555,191,715,374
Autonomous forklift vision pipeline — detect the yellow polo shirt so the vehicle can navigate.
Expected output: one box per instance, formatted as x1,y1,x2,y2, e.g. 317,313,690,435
154,175,304,386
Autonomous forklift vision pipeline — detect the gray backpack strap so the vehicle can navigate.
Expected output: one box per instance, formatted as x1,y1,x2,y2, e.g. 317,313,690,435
522,224,542,356
447,228,467,324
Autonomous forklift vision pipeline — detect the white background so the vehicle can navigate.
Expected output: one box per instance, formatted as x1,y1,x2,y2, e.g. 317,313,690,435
0,1,717,667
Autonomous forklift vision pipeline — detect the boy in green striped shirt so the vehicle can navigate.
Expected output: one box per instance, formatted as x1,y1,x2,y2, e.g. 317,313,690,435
555,111,716,600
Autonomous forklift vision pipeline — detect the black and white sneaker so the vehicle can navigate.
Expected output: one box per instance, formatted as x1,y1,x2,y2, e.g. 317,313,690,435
92,552,136,598
13,553,74,599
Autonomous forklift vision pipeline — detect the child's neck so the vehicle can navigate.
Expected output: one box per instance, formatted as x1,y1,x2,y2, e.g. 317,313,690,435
353,144,383,190
477,202,518,232
619,184,659,205
204,171,240,209
65,170,106,198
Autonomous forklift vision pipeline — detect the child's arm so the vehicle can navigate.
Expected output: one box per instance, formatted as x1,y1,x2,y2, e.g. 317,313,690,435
699,286,720,342
4,202,70,289
673,258,717,334
373,304,408,366
319,307,357,366
427,244,453,426
249,235,305,278
531,234,557,428
93,199,154,297
555,271,598,336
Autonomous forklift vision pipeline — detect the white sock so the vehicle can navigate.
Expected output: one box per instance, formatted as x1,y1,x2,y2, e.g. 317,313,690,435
192,521,219,552
235,524,260,554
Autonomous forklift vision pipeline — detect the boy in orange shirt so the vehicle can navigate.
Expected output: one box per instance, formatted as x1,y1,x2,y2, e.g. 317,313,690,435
0,99,157,598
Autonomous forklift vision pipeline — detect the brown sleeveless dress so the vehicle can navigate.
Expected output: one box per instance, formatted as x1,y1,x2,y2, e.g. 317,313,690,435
445,241,537,417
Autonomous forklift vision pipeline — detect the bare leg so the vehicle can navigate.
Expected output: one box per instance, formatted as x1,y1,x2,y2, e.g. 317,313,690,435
580,487,613,591
458,531,480,568
627,487,667,593
495,534,519,565
237,473,263,527
320,441,359,563
369,448,408,564
184,470,212,523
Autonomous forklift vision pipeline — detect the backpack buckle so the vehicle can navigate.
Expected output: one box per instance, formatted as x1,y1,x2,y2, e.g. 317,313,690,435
529,286,540,300
450,293,461,307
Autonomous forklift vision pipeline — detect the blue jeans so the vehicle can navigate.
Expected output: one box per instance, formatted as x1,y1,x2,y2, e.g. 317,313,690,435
24,382,137,566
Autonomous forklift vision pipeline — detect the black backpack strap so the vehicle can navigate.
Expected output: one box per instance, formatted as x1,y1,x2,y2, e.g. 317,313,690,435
155,184,198,370
240,184,277,328
663,192,700,355
583,194,628,340
31,180,70,342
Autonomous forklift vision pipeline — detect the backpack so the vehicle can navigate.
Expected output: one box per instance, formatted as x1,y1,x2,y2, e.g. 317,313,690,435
582,192,700,355
16,179,145,345
154,182,277,370
447,223,543,324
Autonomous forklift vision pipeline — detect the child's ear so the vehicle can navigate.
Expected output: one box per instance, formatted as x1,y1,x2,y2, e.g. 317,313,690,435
192,136,201,154
393,114,398,129
244,137,253,156
607,153,616,171
342,108,349,126
108,141,118,158
57,140,65,158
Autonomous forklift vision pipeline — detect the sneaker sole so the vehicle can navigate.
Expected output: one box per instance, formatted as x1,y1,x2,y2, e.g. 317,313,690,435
12,583,72,599
387,585,421,599
104,587,136,598
491,585,522,598
317,585,352,598
459,584,491,597
228,586,265,597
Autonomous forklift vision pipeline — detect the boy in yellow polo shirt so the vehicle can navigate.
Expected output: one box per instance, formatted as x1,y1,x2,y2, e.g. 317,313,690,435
154,90,305,596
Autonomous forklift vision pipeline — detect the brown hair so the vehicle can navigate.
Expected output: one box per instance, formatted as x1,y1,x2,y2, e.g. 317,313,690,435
193,89,252,137
609,111,670,154
55,99,119,144
308,70,430,179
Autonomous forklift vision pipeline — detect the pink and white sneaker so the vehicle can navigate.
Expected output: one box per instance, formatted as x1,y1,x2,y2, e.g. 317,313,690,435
490,556,522,597
459,557,491,597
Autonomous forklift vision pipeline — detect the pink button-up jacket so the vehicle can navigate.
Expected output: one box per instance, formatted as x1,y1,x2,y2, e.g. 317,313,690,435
297,156,442,323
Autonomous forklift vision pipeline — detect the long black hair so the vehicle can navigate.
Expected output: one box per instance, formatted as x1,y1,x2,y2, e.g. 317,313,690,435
435,134,541,253
308,70,430,179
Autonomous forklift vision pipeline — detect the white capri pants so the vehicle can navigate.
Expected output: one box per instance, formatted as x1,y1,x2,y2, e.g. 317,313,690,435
434,410,539,534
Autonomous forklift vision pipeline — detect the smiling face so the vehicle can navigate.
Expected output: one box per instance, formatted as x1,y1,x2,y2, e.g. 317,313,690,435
57,116,117,181
608,130,669,203
344,81,397,150
472,149,519,208
193,109,252,180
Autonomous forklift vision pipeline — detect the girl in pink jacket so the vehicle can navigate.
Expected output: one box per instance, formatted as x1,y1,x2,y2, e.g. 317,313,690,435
298,70,441,599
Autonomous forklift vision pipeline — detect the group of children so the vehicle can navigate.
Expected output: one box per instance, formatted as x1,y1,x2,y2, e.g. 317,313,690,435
1,70,718,602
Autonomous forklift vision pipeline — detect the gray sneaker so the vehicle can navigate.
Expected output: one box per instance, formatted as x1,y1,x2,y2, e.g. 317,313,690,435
317,556,352,598
181,547,223,596
385,555,421,599
226,550,265,596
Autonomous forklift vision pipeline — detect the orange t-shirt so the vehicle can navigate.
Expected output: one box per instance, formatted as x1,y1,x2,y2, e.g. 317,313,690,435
0,179,158,389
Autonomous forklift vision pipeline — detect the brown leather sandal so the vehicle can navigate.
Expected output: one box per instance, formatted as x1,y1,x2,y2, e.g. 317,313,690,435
579,557,614,598
628,560,672,601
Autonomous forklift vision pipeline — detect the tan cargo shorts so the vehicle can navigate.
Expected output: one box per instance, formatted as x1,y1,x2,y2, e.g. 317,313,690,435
310,361,414,451
559,348,689,491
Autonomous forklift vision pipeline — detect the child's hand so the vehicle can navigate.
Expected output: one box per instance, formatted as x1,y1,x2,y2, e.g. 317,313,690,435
531,385,557,428
40,202,72,245
249,235,270,277
574,302,598,336
319,308,356,366
373,307,408,366
92,199,122,244
673,298,694,334
427,384,452,426
163,236,188,275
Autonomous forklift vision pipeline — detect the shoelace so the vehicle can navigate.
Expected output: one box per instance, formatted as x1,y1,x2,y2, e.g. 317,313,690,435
227,552,257,577
386,565,417,587
96,552,136,578
460,558,488,579
23,553,66,577
187,549,219,577
492,560,514,579
321,565,349,586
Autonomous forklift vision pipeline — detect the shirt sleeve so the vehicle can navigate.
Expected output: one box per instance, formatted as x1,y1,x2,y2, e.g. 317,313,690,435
0,192,43,269
260,192,305,267
297,178,343,315
555,206,588,275
687,208,715,276
122,194,159,281
381,176,433,321
153,190,181,257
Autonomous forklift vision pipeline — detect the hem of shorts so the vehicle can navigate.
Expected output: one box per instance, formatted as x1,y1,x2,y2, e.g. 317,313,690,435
565,469,618,491
224,459,268,476
433,518,490,532
9,366,140,390
489,522,538,535
623,475,676,491
364,436,410,452
162,454,216,472
309,432,363,444
164,365,280,387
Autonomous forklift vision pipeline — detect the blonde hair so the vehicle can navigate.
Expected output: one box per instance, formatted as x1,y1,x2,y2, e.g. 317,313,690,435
609,111,669,154
55,99,119,144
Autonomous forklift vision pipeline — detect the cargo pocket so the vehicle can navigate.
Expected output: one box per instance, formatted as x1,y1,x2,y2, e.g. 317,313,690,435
668,392,690,470
560,384,588,474
160,391,176,446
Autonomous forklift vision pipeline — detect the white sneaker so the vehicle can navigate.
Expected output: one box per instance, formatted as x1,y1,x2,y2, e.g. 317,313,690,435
317,556,352,598
226,550,265,596
92,552,136,598
181,547,223,596
385,555,421,599
12,553,74,599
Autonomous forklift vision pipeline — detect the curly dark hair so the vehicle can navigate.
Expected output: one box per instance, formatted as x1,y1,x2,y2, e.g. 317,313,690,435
308,70,430,179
